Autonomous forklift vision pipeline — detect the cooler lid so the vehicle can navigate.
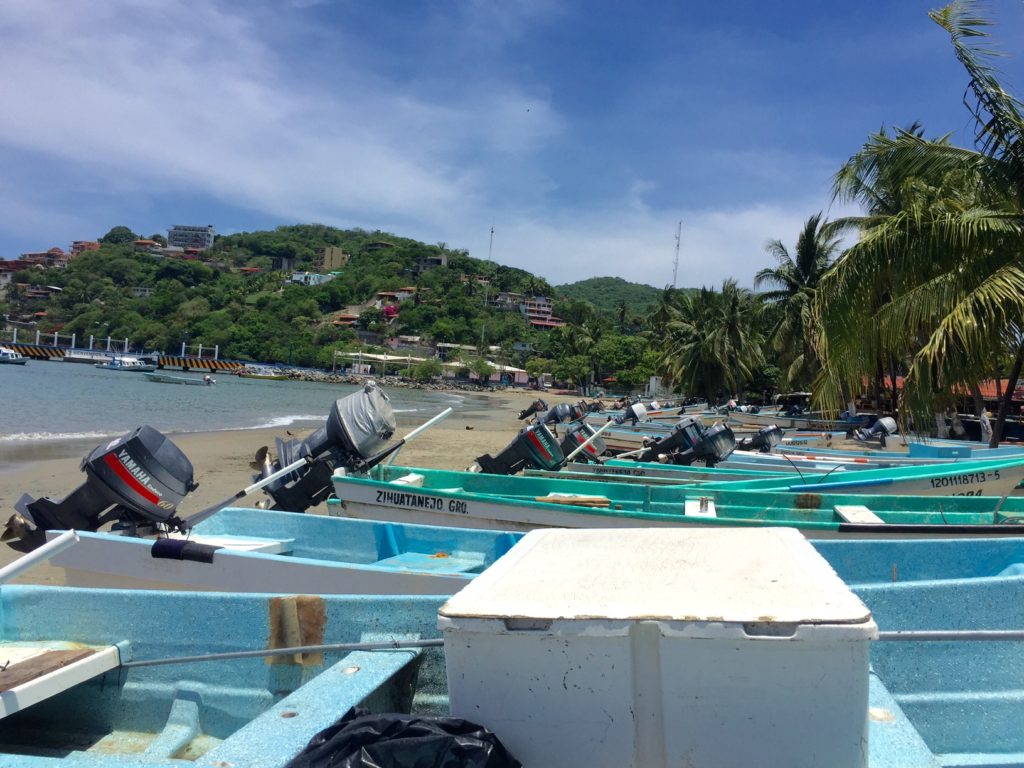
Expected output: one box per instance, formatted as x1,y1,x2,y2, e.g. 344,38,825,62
440,528,872,626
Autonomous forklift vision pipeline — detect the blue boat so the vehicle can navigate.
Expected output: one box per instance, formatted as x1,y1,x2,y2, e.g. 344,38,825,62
2,529,1024,765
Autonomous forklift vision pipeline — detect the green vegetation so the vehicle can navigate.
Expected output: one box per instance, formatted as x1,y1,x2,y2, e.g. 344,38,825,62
5,1,1019,436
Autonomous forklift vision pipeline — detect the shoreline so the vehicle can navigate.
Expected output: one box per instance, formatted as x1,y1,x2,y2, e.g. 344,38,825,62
0,388,578,584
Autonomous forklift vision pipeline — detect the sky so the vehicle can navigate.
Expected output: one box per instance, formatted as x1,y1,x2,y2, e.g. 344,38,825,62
2,0,1024,288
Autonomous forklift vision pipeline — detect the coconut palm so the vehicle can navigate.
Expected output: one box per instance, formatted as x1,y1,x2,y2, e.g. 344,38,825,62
658,281,764,403
814,1,1024,445
755,213,840,387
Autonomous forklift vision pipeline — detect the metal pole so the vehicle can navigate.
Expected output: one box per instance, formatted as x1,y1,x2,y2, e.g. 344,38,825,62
386,408,455,465
120,638,444,669
0,530,79,585
565,419,615,462
877,630,1024,642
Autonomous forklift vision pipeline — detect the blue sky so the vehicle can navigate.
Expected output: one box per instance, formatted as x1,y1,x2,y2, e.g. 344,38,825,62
2,0,1023,287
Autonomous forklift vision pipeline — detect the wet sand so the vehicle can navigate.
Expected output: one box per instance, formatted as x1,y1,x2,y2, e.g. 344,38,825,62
0,388,580,585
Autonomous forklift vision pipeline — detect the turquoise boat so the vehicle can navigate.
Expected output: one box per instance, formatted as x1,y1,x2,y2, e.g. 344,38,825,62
329,464,1024,536
0,585,448,767
3,527,1024,765
45,506,522,594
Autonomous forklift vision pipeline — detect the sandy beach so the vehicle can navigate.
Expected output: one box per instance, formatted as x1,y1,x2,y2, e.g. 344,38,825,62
0,388,582,585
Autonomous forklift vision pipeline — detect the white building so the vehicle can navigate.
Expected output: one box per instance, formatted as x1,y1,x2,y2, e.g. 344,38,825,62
167,225,215,251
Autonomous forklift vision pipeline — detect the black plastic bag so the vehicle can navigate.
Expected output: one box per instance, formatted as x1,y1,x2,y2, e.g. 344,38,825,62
285,707,522,768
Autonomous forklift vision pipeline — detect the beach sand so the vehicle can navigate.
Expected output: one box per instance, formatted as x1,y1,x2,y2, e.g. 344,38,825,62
0,388,581,585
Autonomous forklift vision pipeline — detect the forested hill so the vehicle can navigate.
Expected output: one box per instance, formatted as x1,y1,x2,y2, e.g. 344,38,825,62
556,277,665,315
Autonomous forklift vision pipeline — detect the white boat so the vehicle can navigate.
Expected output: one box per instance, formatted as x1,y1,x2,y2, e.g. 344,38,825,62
45,506,521,594
143,372,215,386
94,355,157,372
0,346,27,365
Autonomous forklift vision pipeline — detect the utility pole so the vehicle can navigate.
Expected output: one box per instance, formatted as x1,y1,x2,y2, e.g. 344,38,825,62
481,226,493,350
672,220,682,288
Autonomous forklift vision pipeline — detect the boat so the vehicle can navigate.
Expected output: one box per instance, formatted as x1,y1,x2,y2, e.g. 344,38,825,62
0,346,27,365
1,527,1023,766
143,372,216,386
93,355,156,372
237,365,287,380
46,506,522,593
0,581,448,767
328,463,1024,536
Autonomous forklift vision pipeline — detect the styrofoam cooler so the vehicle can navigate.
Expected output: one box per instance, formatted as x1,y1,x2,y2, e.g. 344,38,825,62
439,528,877,768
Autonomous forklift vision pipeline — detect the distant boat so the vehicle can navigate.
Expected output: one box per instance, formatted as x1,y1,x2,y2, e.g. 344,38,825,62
143,372,215,386
0,347,27,365
237,364,287,380
94,355,156,372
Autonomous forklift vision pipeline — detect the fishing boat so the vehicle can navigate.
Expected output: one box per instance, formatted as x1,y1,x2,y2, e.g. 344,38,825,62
143,372,216,386
237,365,287,380
328,463,1024,536
1,527,1023,766
0,346,27,365
93,355,156,372
46,506,521,593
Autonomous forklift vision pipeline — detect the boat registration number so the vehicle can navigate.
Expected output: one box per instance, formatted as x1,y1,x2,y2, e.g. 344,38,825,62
376,490,468,514
929,470,1001,490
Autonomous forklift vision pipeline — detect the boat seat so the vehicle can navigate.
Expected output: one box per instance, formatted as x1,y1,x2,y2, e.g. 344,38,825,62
390,473,425,487
168,533,295,554
834,505,886,525
684,498,717,518
0,640,126,719
374,551,487,574
202,648,423,768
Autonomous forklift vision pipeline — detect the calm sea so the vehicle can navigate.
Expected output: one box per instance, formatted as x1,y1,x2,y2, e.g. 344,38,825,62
0,361,488,464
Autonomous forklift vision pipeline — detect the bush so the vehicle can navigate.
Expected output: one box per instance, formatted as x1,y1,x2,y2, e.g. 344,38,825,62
411,357,442,382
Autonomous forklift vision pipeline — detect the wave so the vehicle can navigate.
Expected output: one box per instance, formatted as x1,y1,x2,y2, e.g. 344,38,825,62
0,430,119,443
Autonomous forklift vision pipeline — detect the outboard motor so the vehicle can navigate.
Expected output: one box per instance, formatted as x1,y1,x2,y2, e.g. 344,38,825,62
539,402,585,432
4,426,197,552
614,402,647,426
636,417,737,467
472,423,564,475
259,382,397,512
561,421,607,464
517,399,547,421
737,425,784,453
584,400,606,413
854,416,898,446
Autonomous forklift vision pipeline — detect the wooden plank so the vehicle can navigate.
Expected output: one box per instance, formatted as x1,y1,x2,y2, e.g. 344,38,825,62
0,649,95,692
0,645,121,719
535,495,611,508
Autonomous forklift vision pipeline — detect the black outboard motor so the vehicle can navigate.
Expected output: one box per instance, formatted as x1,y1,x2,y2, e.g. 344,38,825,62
854,416,898,446
561,421,607,464
259,382,397,512
539,402,585,432
472,424,564,475
517,399,547,421
4,426,197,552
736,425,784,453
637,417,737,466
614,402,647,426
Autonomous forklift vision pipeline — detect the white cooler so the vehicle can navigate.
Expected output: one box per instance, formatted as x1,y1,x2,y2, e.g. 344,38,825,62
439,527,877,768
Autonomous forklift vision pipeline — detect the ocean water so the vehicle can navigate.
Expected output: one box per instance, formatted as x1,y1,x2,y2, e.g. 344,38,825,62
0,360,485,464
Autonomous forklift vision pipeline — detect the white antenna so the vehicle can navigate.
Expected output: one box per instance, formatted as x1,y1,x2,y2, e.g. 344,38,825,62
672,220,682,288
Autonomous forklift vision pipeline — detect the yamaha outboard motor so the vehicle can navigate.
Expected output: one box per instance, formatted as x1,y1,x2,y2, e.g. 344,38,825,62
736,425,784,453
637,417,737,466
561,421,607,464
259,382,397,512
517,399,547,421
472,423,564,475
854,416,898,446
4,426,197,552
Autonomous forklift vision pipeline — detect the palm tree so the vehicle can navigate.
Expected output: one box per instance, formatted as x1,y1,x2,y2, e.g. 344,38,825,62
814,1,1024,445
755,213,840,387
658,281,764,403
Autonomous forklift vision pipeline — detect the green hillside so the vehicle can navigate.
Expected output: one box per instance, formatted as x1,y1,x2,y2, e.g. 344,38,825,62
556,276,670,315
